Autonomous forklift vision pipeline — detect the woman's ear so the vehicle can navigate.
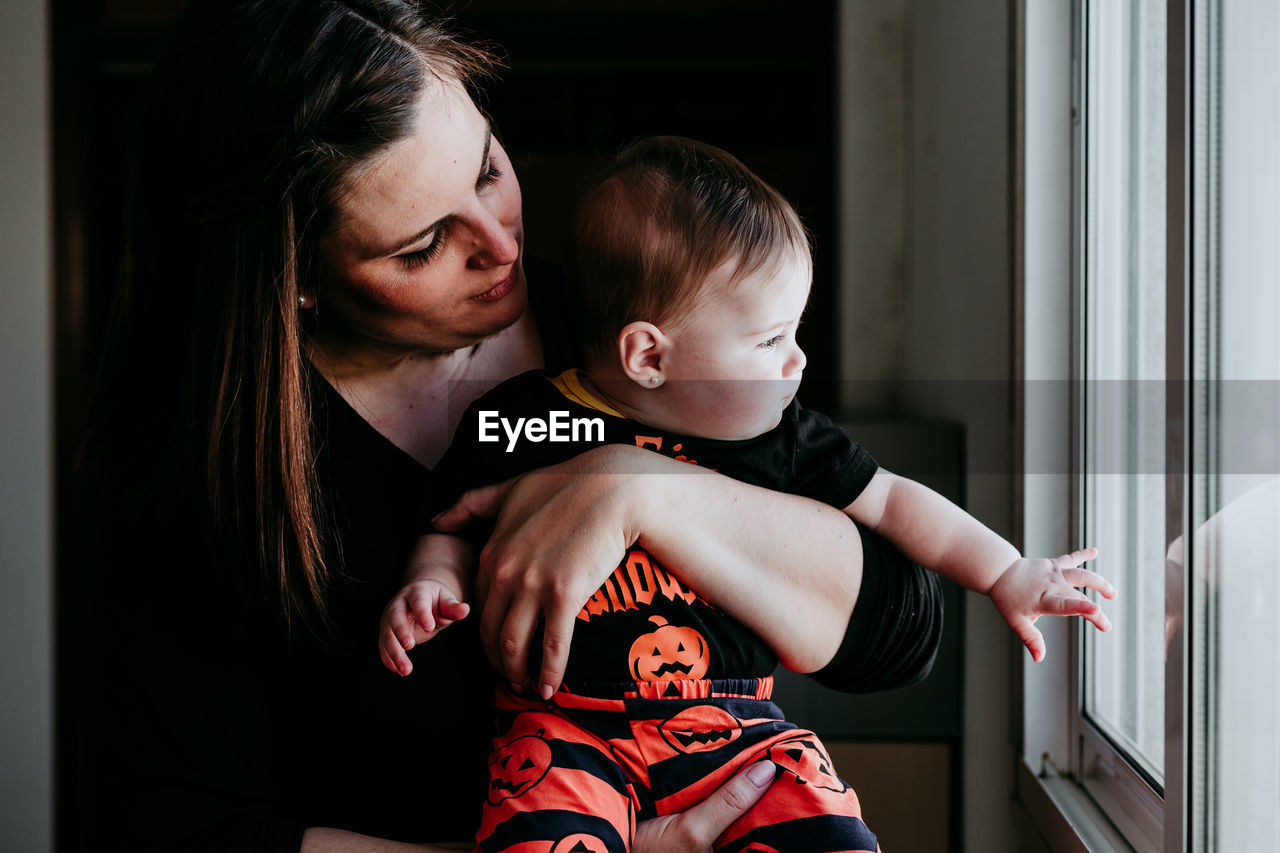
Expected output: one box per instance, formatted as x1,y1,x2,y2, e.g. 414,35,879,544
617,321,669,388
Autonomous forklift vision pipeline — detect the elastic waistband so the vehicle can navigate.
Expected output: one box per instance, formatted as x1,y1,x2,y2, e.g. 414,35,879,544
497,676,773,712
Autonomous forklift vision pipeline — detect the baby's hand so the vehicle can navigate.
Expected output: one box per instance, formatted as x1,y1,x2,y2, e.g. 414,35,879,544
378,580,471,676
989,547,1116,662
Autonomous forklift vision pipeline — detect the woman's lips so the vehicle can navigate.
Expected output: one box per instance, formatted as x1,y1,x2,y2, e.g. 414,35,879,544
472,268,516,302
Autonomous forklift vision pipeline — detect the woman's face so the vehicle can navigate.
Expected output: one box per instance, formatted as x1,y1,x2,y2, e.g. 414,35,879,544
315,80,525,356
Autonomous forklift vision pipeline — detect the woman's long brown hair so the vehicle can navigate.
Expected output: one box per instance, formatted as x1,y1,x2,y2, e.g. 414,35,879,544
94,0,496,639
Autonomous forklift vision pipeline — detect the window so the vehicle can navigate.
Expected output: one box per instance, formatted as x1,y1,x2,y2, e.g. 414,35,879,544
1019,0,1280,850
1080,0,1167,791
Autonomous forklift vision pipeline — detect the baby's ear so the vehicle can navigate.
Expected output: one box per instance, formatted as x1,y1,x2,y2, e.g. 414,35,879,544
617,321,668,388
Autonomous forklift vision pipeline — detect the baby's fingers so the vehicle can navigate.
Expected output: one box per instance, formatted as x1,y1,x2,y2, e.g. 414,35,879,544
1043,591,1098,617
378,643,397,674
407,590,438,636
1053,546,1099,568
1009,614,1047,663
383,598,420,650
1061,567,1118,599
1080,599,1113,633
438,599,471,623
379,623,413,676
1044,592,1112,632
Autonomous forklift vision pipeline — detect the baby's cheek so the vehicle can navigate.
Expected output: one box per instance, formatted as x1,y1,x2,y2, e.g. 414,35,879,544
706,384,781,436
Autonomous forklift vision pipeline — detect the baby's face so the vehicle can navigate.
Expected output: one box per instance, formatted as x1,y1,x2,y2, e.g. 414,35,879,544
657,247,810,440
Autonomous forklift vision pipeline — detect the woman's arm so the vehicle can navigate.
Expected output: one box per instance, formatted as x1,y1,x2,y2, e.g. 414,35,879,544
630,458,863,674
433,443,868,696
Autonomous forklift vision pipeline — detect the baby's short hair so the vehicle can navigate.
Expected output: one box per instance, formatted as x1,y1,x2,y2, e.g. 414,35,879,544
567,136,811,364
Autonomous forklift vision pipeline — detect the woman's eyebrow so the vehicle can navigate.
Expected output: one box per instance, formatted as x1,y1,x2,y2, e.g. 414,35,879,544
381,120,494,257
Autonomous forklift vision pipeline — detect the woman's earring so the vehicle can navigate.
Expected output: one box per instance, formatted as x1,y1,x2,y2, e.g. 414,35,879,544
298,293,310,309
649,375,663,388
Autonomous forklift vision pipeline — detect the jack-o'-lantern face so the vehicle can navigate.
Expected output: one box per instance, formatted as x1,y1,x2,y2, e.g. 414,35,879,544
488,729,553,804
627,616,710,681
658,704,743,754
766,735,849,794
551,834,610,853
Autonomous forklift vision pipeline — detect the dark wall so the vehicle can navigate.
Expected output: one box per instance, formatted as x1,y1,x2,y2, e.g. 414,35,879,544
454,3,840,406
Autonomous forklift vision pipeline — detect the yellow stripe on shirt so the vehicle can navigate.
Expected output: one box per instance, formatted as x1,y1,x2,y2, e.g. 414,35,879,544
549,369,626,418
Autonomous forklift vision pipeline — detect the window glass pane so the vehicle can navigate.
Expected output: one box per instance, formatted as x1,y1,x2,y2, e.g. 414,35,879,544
1081,0,1166,784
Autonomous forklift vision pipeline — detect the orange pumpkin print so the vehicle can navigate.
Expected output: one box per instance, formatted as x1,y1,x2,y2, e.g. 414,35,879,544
627,616,710,682
658,704,742,754
766,734,850,794
487,729,553,805
551,834,610,853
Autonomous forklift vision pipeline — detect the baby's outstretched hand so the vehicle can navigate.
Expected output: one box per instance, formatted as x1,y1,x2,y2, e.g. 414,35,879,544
989,547,1116,662
378,580,471,676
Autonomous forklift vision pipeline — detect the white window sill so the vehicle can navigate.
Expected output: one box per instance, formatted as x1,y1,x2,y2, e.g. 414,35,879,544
1016,758,1136,852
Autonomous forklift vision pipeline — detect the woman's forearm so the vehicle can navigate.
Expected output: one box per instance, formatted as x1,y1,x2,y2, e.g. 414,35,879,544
631,463,864,673
435,444,868,688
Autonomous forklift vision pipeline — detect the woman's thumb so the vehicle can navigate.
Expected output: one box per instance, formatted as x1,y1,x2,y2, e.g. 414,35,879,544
431,478,513,531
684,761,776,844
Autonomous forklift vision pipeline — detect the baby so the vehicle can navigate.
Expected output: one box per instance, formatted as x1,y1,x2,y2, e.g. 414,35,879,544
379,136,1115,852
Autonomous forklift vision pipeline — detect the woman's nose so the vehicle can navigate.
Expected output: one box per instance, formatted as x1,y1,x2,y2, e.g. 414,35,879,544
466,209,519,270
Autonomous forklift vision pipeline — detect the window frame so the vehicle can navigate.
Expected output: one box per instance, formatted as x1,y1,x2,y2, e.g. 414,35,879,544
1016,0,1189,849
1074,0,1174,847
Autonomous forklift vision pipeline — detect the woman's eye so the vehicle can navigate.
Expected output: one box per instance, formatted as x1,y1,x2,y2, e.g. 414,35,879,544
758,335,784,350
477,156,503,189
398,230,446,270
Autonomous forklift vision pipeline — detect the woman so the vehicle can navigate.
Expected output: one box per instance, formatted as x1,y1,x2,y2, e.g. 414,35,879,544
79,2,942,851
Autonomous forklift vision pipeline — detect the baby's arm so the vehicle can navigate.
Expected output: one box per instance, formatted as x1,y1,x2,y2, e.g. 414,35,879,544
846,469,1116,661
378,534,475,676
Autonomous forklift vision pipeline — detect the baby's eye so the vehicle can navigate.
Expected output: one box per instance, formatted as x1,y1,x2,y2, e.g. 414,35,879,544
758,335,784,350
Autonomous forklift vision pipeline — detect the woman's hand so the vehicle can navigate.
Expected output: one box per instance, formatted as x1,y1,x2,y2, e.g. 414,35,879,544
432,445,651,697
632,761,776,852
